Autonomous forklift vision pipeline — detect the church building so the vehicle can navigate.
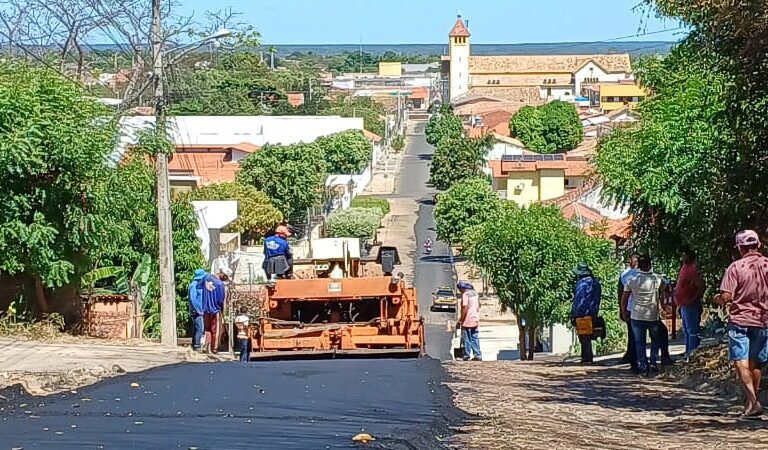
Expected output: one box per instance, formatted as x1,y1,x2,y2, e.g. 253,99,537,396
441,16,635,105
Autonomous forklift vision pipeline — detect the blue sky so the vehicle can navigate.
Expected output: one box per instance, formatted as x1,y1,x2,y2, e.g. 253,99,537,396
178,0,683,45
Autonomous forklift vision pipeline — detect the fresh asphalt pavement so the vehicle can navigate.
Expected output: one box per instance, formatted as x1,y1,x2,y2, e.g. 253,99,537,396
395,121,457,362
0,359,455,450
0,121,462,450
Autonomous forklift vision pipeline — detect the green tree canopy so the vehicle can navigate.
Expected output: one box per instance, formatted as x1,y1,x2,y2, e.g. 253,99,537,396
425,108,463,146
320,96,386,137
316,130,373,174
237,142,328,223
429,135,492,191
463,204,617,360
324,207,382,243
183,182,283,242
509,101,583,153
435,178,501,244
593,42,736,278
0,63,117,310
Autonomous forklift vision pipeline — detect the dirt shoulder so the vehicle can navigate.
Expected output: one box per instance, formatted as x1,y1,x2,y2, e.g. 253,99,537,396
444,359,768,450
0,338,220,395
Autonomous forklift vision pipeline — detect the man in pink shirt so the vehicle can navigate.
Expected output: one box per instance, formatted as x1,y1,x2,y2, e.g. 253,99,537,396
675,248,705,357
715,230,768,418
457,281,481,361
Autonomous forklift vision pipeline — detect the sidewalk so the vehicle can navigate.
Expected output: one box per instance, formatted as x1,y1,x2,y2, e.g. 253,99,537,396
0,338,220,394
445,357,763,450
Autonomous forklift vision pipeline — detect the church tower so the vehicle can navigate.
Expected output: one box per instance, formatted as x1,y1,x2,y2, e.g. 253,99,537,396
448,15,471,101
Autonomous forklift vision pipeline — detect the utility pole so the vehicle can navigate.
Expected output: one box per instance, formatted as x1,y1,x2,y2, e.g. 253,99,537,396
152,0,177,346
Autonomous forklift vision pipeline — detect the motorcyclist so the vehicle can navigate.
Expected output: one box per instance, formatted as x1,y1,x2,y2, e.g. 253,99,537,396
423,238,433,254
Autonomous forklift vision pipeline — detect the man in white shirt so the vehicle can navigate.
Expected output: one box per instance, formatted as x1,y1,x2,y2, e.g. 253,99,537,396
621,254,666,376
618,253,640,372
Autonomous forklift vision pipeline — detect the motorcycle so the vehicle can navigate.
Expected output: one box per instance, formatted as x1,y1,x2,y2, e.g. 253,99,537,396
423,242,433,255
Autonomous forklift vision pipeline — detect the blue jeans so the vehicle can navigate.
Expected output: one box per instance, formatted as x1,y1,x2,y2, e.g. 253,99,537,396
631,319,661,372
681,304,702,355
238,338,251,362
462,327,481,360
192,313,204,350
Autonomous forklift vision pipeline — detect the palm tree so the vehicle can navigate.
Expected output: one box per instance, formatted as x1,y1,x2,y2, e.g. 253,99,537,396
268,46,277,71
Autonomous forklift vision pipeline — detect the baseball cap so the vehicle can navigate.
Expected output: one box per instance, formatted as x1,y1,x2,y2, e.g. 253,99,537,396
736,229,761,248
456,281,474,291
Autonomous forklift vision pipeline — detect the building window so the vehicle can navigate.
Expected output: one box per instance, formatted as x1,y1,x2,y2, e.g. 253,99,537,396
547,87,552,97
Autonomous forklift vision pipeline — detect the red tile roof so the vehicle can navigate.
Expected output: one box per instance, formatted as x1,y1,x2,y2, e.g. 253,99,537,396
481,109,513,135
168,153,240,185
449,17,471,37
363,129,383,143
407,86,429,100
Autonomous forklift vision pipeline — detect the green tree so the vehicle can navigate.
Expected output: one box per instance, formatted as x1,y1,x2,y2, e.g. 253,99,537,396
435,178,501,244
316,130,373,174
183,182,283,243
324,207,382,243
463,204,617,360
321,96,386,137
0,63,118,312
622,1,768,279
593,42,735,278
237,142,328,223
510,101,583,153
425,108,463,146
429,135,492,191
392,134,405,153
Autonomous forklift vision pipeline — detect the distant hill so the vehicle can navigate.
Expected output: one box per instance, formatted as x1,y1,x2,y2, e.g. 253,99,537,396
270,42,675,57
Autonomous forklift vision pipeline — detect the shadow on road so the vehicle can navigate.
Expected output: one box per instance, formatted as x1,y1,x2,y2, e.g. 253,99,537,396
416,153,433,161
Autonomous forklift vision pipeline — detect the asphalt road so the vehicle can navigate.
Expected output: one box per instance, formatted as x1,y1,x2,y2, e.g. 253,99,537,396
0,359,454,450
0,120,461,450
396,121,457,361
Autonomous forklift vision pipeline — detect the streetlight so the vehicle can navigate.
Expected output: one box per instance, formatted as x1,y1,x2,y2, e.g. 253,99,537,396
151,0,231,346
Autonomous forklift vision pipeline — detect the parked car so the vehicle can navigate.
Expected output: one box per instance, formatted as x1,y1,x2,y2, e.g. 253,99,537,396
430,286,457,312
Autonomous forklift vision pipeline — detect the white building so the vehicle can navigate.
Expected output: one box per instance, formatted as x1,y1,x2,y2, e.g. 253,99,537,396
112,115,365,165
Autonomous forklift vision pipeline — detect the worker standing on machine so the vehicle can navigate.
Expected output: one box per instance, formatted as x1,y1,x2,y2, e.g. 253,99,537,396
263,224,294,281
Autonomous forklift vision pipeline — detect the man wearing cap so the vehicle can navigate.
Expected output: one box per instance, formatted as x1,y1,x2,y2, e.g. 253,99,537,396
715,230,768,418
457,281,481,361
188,269,206,351
263,225,294,280
571,263,602,364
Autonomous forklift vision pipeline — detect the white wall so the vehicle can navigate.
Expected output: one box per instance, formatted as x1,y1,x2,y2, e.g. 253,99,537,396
191,200,238,262
574,62,634,97
539,86,574,100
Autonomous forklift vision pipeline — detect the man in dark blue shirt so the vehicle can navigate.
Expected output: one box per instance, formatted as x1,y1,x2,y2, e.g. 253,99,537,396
263,225,293,280
572,263,602,364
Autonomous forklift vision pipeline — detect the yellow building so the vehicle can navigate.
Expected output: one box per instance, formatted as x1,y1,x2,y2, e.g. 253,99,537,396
489,155,590,206
597,83,648,112
378,62,402,77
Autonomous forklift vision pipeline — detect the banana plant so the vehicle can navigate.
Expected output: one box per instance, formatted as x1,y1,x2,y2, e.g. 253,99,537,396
81,266,128,295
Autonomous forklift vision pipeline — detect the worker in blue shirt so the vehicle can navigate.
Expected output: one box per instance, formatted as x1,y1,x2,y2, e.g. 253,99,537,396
263,225,293,280
571,262,602,364
188,269,206,351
